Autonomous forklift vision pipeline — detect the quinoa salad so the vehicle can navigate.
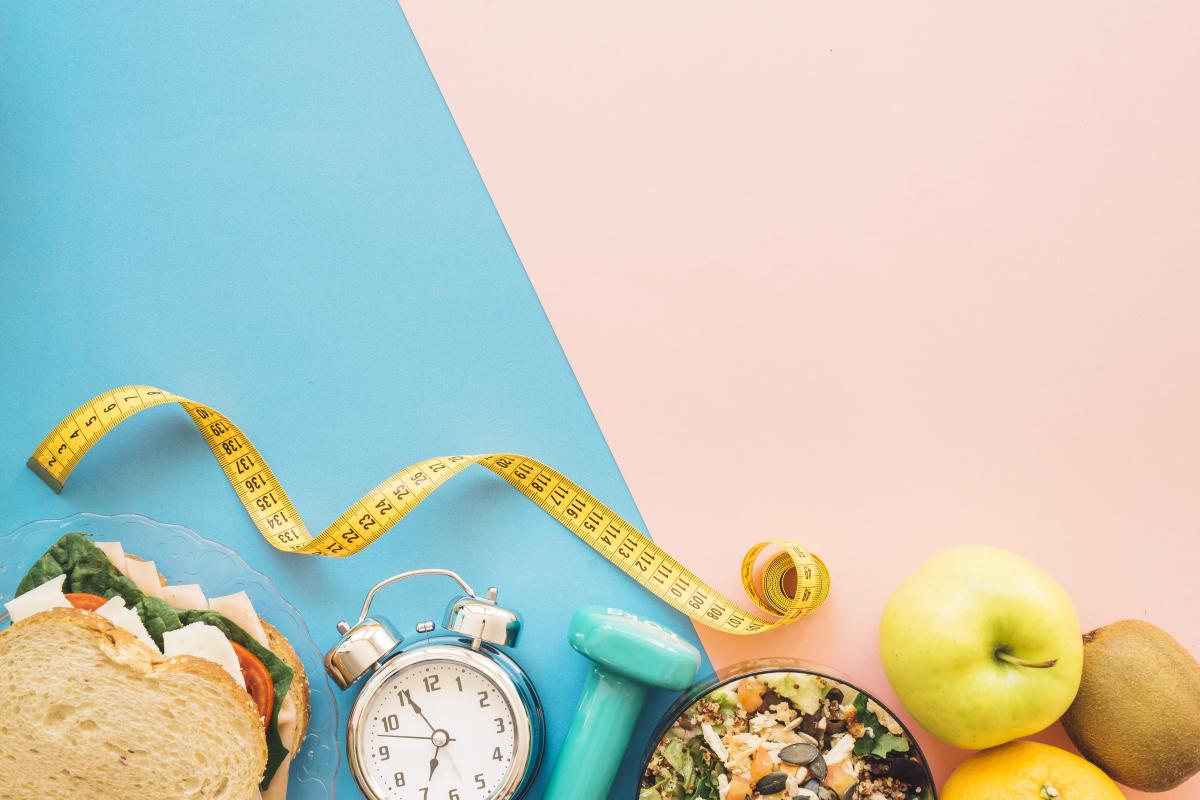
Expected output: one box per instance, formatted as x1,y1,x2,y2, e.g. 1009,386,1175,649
639,672,933,800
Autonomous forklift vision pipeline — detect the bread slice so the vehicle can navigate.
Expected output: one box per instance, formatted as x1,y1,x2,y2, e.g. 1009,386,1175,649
0,609,266,800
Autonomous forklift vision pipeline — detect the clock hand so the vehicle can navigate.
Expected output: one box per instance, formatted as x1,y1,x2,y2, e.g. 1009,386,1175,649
426,727,452,780
405,691,436,732
405,691,449,781
376,733,457,742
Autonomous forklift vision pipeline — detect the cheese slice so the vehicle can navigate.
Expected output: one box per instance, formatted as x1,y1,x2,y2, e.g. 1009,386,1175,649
208,591,269,648
260,748,293,800
123,557,164,599
95,596,159,652
161,583,208,610
260,694,298,800
4,574,71,622
163,622,245,689
93,541,130,578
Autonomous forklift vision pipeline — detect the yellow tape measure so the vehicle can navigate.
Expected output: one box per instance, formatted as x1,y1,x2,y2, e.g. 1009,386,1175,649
27,385,830,635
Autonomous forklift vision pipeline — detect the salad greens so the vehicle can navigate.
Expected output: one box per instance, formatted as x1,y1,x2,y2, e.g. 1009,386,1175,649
850,692,911,759
659,737,722,800
19,531,183,644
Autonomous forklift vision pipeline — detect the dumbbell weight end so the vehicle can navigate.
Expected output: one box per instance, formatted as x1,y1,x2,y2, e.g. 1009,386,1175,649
542,607,701,800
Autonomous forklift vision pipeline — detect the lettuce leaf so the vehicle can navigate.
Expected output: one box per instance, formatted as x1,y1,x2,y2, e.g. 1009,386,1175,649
17,532,295,788
851,692,910,758
761,672,824,715
705,684,739,715
19,532,183,645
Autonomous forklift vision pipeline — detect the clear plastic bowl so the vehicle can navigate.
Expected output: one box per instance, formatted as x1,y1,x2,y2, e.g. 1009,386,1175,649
636,658,936,799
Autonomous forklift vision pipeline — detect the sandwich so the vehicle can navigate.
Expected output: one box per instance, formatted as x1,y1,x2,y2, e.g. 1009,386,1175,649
0,532,310,800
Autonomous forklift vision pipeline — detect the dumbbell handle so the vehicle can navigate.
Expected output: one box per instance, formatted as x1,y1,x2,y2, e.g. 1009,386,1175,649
543,665,647,800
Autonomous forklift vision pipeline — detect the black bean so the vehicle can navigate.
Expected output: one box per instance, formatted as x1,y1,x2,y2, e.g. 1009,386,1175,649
825,719,847,735
760,688,787,711
825,687,844,704
875,756,928,787
799,713,823,739
754,771,788,795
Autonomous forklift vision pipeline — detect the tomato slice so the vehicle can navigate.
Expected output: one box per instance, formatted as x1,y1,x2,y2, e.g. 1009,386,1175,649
231,640,275,726
65,592,109,611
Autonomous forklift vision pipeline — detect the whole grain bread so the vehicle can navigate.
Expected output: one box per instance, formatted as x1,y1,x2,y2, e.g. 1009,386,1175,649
0,609,267,800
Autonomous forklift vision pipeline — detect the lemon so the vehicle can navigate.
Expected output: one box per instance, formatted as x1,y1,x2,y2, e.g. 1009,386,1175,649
942,741,1125,800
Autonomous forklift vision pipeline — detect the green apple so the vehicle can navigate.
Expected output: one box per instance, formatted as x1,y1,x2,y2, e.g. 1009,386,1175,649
878,545,1083,749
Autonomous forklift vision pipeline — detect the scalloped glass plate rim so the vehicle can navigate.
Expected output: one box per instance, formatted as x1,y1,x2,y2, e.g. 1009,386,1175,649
0,512,339,798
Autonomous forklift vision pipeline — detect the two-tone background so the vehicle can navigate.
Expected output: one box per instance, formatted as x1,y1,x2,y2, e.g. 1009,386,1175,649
3,3,1197,798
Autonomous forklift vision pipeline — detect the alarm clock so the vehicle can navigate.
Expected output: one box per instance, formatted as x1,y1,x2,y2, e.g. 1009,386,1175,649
324,568,545,800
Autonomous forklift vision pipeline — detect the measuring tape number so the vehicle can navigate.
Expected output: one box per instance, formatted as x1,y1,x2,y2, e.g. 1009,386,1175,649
27,385,830,635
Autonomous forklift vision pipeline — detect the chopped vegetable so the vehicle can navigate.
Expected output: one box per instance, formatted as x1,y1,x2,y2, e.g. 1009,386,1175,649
64,592,108,612
232,640,276,726
761,672,823,716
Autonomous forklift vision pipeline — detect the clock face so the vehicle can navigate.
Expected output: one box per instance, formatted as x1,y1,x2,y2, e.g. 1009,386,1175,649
355,657,521,800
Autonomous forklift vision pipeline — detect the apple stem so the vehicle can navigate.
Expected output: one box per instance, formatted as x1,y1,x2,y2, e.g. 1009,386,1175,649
995,649,1058,669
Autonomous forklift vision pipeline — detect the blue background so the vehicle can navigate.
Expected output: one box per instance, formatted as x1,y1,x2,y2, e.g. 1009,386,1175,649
0,3,710,797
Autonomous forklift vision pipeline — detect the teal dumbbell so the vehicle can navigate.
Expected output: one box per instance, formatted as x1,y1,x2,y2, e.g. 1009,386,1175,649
544,606,701,800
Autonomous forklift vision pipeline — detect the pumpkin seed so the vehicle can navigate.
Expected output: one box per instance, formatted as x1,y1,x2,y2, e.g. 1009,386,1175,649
794,730,821,747
778,742,820,766
754,771,789,795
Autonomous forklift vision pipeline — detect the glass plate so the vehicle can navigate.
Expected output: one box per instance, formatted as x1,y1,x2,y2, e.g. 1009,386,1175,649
0,512,339,799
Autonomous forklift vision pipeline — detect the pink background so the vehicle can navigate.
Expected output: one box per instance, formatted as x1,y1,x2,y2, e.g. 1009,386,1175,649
402,3,1200,795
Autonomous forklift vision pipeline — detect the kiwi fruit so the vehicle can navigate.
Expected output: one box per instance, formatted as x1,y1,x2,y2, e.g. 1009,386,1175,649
1061,620,1200,791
